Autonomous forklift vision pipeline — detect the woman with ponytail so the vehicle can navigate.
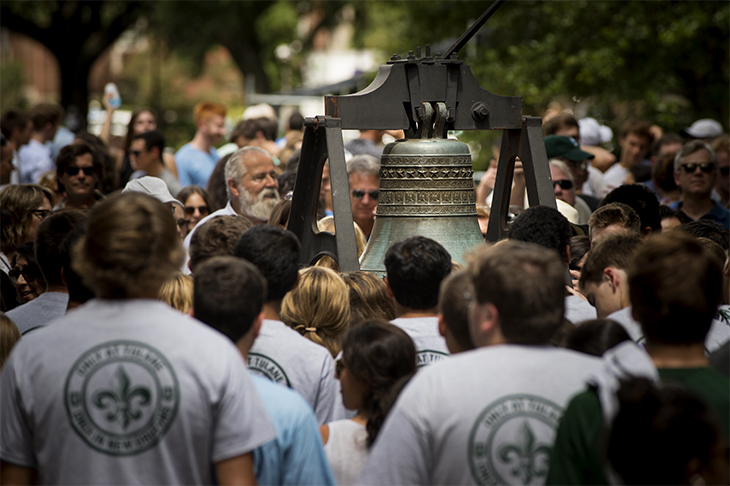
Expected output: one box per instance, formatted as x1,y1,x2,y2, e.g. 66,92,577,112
320,320,417,485
281,266,350,357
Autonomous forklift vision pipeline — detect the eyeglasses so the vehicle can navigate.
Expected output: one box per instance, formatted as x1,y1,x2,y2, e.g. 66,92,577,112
30,209,52,220
552,179,574,190
681,163,715,174
184,205,209,216
177,218,191,229
352,189,379,200
65,166,96,176
8,267,41,283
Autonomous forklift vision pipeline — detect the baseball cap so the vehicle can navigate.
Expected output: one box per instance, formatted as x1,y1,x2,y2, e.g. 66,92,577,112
544,135,595,162
123,176,183,208
682,119,723,139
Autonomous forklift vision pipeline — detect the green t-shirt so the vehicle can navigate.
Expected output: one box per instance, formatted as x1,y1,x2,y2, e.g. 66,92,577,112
546,367,730,485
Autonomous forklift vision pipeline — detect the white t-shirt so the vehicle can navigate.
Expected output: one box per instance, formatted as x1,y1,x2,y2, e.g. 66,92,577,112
357,345,603,485
249,319,344,424
0,299,275,485
324,419,368,486
600,164,629,197
391,316,450,366
564,294,597,325
609,305,730,353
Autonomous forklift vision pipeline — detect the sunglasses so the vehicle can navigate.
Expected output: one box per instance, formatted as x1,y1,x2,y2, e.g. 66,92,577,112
552,179,574,190
65,166,96,176
184,205,209,216
30,209,52,220
720,167,729,176
177,218,191,229
681,163,715,174
352,189,379,200
8,267,41,283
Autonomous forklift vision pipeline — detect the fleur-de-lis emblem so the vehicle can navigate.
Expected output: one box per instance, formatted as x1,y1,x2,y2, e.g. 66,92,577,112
498,421,551,484
93,366,151,429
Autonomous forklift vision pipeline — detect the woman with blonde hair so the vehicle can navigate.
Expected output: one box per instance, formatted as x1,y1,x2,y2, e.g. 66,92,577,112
281,266,350,357
314,216,367,271
341,271,395,326
159,272,194,314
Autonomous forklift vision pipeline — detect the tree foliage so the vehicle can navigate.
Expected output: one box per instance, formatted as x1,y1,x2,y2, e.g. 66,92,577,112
0,0,150,128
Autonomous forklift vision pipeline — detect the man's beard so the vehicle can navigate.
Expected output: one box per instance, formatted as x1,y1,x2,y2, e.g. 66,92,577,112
238,185,280,220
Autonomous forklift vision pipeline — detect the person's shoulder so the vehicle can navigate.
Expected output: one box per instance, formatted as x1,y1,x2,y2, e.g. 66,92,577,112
253,374,314,417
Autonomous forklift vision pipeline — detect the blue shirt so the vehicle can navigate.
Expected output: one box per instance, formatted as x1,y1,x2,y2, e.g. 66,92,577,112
672,200,730,230
252,375,336,486
175,143,219,187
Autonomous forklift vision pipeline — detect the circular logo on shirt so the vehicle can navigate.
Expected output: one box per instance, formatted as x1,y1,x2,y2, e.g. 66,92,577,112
468,395,562,485
416,349,448,367
248,352,291,386
64,341,179,456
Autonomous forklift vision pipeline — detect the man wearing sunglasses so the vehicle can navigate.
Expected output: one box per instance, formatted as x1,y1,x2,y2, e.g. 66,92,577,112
130,130,182,198
673,140,730,230
55,143,102,210
347,154,380,239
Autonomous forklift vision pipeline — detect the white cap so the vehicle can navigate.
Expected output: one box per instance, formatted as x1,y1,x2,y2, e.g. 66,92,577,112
578,117,613,146
682,119,723,139
122,176,183,208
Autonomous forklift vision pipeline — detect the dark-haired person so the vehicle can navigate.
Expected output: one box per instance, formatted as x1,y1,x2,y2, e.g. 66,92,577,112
235,225,342,424
0,193,275,485
438,270,475,354
55,142,103,210
588,202,641,243
322,321,417,485
177,185,212,234
672,140,730,230
601,119,654,197
384,236,451,366
608,378,728,485
9,244,45,304
188,215,252,274
600,183,661,239
1,108,32,185
509,205,597,324
130,130,181,197
193,256,336,486
6,209,87,334
547,231,729,484
359,240,603,485
17,102,63,184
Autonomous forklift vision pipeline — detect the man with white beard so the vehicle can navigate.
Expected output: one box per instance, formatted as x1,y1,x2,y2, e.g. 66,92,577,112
181,147,279,273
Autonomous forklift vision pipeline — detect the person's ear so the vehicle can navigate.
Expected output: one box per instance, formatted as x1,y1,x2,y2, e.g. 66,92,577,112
227,178,240,198
438,314,447,338
384,276,395,299
604,267,620,293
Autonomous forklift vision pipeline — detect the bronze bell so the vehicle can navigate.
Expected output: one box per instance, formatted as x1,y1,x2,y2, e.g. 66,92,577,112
359,103,485,277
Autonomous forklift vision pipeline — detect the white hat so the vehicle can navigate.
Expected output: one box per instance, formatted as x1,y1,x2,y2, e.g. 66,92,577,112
682,119,723,139
578,117,613,146
123,176,183,208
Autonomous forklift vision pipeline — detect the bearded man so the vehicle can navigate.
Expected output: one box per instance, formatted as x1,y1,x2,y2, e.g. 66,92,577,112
181,147,279,273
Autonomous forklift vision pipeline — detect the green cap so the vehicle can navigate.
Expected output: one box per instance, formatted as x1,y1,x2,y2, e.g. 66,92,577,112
544,135,594,162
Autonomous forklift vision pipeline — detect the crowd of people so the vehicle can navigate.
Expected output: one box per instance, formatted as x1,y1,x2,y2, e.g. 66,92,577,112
0,98,728,485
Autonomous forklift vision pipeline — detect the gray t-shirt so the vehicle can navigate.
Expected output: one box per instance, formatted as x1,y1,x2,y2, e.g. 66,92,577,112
6,291,69,335
391,316,450,366
249,319,343,424
0,299,275,484
609,305,730,353
564,294,597,325
357,345,603,485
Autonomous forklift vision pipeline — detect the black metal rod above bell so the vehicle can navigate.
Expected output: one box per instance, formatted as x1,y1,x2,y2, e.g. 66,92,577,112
359,103,485,277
